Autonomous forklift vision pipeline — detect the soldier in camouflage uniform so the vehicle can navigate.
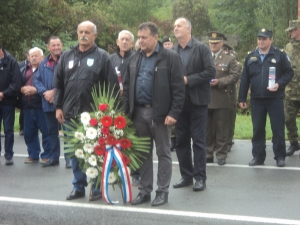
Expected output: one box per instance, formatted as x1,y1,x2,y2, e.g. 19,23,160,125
284,20,300,157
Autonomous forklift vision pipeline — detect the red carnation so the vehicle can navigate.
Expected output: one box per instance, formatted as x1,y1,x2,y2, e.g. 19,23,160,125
122,155,130,165
114,116,126,129
102,127,109,135
107,135,117,146
119,138,132,149
98,137,106,145
94,145,106,156
89,118,98,127
98,104,108,112
101,115,113,127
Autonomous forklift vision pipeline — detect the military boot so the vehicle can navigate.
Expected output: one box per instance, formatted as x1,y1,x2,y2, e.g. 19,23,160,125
286,142,300,156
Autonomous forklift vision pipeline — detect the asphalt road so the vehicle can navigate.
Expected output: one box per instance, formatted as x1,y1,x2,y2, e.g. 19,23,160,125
1,135,300,225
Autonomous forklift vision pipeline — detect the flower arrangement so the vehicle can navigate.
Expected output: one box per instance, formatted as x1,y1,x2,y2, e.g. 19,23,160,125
63,84,150,204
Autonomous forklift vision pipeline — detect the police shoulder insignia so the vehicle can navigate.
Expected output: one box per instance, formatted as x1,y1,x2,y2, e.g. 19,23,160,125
250,56,257,60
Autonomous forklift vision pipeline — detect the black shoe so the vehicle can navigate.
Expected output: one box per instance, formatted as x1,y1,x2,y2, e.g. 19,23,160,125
66,190,85,200
151,192,168,206
131,193,151,205
193,179,206,191
5,159,13,166
19,130,24,136
89,191,102,201
206,158,214,163
218,159,226,165
227,144,232,152
249,158,264,166
42,159,59,167
65,160,72,169
286,142,300,156
276,158,285,167
173,178,193,188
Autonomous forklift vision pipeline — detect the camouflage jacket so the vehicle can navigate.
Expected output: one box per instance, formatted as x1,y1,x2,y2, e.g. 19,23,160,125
285,40,300,100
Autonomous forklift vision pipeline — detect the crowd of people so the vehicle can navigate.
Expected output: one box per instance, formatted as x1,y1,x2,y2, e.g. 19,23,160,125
0,17,299,207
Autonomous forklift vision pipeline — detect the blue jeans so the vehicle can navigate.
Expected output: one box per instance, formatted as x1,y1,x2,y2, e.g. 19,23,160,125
64,119,100,193
44,112,60,161
23,108,51,159
0,105,15,160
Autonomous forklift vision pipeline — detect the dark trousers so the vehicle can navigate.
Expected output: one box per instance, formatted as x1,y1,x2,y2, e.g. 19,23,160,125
251,98,286,161
227,104,236,145
44,112,60,161
19,109,24,131
0,105,15,160
175,99,207,181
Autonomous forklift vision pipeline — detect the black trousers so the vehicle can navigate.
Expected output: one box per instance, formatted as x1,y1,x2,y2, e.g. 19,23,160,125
175,98,207,181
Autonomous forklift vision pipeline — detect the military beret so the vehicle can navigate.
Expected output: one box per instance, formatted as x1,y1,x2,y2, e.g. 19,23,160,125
257,28,272,38
285,20,300,32
162,36,172,44
207,31,226,43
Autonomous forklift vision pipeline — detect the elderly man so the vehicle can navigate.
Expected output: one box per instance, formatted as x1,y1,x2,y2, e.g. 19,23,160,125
0,42,22,165
20,47,52,164
35,36,65,167
206,32,239,165
54,21,115,201
172,17,215,191
239,28,293,167
123,22,185,206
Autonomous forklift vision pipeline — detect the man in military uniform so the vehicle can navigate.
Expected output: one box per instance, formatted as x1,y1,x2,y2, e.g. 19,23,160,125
222,43,232,54
206,32,239,165
284,20,300,157
162,36,174,49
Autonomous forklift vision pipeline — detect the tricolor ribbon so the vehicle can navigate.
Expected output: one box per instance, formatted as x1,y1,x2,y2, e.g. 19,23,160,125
102,143,132,204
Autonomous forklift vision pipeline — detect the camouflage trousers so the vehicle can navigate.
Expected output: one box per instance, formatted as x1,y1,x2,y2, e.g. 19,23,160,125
284,99,300,143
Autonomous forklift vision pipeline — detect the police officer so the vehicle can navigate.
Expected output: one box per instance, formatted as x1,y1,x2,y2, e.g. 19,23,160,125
284,20,300,157
206,32,239,165
238,28,294,167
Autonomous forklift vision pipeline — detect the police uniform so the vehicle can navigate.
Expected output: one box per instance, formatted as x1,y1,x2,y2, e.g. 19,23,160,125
238,28,294,166
284,20,300,156
206,32,239,165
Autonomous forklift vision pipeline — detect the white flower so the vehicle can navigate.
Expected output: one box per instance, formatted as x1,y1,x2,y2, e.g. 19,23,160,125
118,166,131,177
119,130,124,137
81,112,91,125
109,110,115,116
88,155,97,166
83,143,94,154
108,172,116,184
75,149,85,159
86,167,98,179
74,132,84,140
86,127,97,140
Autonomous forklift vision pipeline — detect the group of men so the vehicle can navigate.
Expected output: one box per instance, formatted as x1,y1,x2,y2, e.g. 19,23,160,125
0,17,299,207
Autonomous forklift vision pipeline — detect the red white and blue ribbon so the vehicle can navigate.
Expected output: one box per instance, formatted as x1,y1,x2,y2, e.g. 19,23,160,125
102,144,132,204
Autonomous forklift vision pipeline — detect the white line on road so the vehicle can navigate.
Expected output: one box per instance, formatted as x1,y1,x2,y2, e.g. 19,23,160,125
0,196,299,225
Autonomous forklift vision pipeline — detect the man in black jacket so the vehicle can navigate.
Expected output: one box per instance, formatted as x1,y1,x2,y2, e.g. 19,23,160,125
54,21,115,201
0,42,22,165
172,17,215,192
123,22,185,206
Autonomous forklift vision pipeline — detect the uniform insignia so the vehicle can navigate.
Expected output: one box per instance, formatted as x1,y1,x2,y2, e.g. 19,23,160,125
250,57,257,60
248,51,251,54
219,55,222,58
87,58,94,67
262,28,265,32
68,60,74,69
222,68,224,71
212,33,217,38
271,58,276,63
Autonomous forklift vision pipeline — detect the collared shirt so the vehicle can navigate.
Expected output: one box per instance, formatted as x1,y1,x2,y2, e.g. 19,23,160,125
258,49,269,62
212,49,222,60
135,43,160,105
47,54,60,70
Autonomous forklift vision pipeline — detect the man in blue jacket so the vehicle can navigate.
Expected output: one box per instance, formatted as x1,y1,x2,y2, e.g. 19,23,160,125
239,28,294,167
35,36,66,167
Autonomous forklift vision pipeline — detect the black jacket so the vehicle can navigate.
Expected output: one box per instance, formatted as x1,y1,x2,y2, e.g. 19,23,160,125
0,50,22,106
173,37,215,106
122,42,185,123
54,44,115,119
239,45,294,102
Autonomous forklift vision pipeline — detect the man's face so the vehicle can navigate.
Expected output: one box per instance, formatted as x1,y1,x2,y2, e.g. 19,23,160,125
117,33,134,53
77,24,97,48
174,18,190,40
138,28,158,54
163,41,173,49
47,39,62,58
29,51,43,67
257,36,273,52
289,28,300,40
209,41,223,54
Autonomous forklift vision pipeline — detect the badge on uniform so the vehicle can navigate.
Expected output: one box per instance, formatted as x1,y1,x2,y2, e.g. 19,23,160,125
271,58,276,63
250,57,257,60
87,58,94,67
68,60,74,69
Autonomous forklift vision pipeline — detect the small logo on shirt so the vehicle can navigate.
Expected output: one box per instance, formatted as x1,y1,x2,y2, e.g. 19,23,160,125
68,60,74,69
87,58,94,67
271,58,276,63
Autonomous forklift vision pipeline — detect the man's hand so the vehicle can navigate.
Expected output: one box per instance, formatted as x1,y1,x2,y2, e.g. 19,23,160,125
0,92,4,101
21,86,37,96
56,109,65,125
210,79,218,87
43,89,55,103
267,83,279,92
184,76,188,85
165,115,177,126
239,102,247,109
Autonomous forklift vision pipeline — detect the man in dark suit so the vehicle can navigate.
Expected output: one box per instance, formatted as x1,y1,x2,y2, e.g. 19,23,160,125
172,17,215,191
206,32,239,165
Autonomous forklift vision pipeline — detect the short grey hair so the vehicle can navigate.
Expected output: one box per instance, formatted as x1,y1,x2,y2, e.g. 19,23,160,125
176,17,192,30
118,30,134,42
29,47,43,56
77,21,97,34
